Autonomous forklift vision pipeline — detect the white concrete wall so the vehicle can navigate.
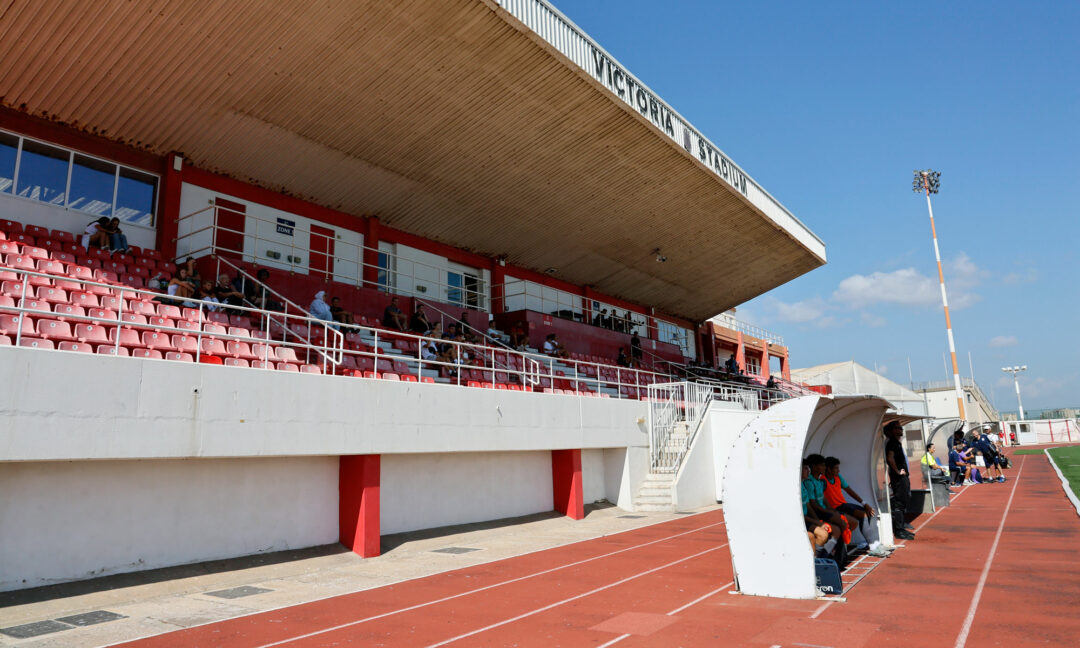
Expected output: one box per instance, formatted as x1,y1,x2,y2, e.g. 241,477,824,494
0,193,157,249
0,347,648,461
708,403,757,502
581,448,606,504
0,457,338,591
673,417,716,511
177,182,363,282
381,452,553,534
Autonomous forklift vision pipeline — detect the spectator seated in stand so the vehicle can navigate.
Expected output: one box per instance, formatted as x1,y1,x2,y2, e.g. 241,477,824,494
421,339,439,361
197,280,220,311
246,268,282,311
543,333,568,359
509,320,527,350
383,296,408,331
821,456,889,556
104,217,131,254
310,291,339,329
724,355,740,375
81,217,111,251
212,274,245,313
167,268,197,303
616,347,630,367
330,296,354,325
766,375,778,390
410,304,431,334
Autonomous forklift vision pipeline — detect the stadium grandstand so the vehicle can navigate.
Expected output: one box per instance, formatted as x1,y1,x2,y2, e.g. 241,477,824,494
0,0,826,596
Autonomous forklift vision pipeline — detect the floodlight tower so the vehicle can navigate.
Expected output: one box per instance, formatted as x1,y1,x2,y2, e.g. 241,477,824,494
1001,365,1027,421
913,169,966,420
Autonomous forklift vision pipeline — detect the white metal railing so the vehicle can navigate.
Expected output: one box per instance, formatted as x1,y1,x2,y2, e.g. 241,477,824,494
646,382,716,473
710,313,785,347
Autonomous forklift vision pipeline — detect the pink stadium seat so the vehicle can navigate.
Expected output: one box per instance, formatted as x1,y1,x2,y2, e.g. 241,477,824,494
227,326,250,338
156,303,182,319
227,340,258,360
5,255,35,271
23,246,48,260
69,291,99,308
103,261,126,274
224,357,249,367
93,269,118,283
200,337,228,356
38,287,68,304
50,251,75,265
181,307,203,322
249,343,274,361
1,281,30,298
176,319,199,332
0,334,9,345
163,351,194,362
23,299,50,313
68,265,95,281
361,370,379,379
142,331,173,350
12,233,35,246
130,300,157,316
37,259,66,275
276,362,299,372
0,295,13,307
382,372,400,381
89,248,110,260
96,344,130,356
119,312,148,326
75,324,110,344
171,335,198,353
507,384,522,391
148,316,175,330
110,327,142,348
0,241,20,256
230,315,253,329
300,364,322,374
250,360,271,369
207,311,230,325
1,314,35,337
27,273,51,288
58,341,92,353
334,355,358,375
87,307,116,320
467,380,482,388
130,348,164,359
202,323,227,335
275,346,300,363
20,337,54,350
0,269,16,282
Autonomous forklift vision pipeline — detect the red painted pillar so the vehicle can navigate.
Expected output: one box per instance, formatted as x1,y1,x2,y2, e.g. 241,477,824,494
759,340,769,380
551,449,584,520
735,332,746,373
780,349,791,381
362,217,381,289
339,454,381,557
156,152,183,259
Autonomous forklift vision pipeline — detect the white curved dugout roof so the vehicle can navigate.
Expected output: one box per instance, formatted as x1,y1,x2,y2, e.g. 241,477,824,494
722,395,898,599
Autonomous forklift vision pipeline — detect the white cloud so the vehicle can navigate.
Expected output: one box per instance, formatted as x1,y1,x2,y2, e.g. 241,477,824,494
772,297,827,323
989,335,1018,348
860,312,887,327
1002,268,1039,285
832,253,984,310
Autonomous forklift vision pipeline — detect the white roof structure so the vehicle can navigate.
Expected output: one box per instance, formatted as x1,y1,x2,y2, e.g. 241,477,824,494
791,362,927,417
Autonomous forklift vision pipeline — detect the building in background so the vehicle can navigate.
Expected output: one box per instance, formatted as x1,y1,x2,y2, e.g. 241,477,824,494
791,361,928,417
913,379,999,424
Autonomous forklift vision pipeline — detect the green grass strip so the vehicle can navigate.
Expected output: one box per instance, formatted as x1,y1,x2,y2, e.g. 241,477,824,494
1047,445,1080,502
1012,448,1050,455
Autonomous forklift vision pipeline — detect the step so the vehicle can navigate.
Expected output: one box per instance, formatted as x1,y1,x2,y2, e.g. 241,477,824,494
637,487,672,498
634,495,674,506
634,503,676,512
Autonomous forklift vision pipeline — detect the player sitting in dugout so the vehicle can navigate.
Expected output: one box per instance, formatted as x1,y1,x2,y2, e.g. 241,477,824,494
820,456,890,557
801,460,842,562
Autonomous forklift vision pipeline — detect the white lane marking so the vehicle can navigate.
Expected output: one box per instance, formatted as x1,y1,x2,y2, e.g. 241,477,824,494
597,634,632,648
809,484,973,619
1045,450,1080,517
954,457,1025,648
424,543,727,647
594,578,736,646
256,519,728,648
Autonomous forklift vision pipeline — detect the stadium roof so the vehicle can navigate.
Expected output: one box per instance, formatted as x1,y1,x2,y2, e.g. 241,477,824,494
0,0,826,322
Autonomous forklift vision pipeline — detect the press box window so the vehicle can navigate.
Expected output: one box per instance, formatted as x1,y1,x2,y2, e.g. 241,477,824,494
16,139,69,205
0,132,17,194
68,154,117,217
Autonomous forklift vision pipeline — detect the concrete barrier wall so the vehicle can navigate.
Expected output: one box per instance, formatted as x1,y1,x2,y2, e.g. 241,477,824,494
0,457,339,591
0,348,648,461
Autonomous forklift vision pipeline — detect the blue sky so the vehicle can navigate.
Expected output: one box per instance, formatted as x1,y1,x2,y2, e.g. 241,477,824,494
556,0,1079,412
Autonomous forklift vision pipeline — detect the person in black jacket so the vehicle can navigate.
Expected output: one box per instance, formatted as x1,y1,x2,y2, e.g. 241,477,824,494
884,420,915,540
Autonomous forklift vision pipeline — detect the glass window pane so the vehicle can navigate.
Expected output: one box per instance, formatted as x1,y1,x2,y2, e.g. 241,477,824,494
0,132,17,194
115,167,157,226
16,139,69,205
68,154,116,217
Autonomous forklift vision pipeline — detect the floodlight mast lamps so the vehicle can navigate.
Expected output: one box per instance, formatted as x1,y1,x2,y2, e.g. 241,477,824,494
1001,365,1027,421
913,169,966,420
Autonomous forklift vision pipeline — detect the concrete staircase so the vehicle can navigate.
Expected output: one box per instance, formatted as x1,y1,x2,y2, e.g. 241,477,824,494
633,422,692,512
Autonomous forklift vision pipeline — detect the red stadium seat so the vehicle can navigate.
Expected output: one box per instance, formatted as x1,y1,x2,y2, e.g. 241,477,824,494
206,311,230,325
131,266,150,278
69,291,100,308
276,362,299,372
120,274,144,289
130,300,157,316
37,259,66,275
23,246,48,260
86,307,116,320
0,219,23,233
175,319,199,332
77,256,100,269
58,341,92,353
75,324,111,344
249,343,274,361
119,312,148,326
300,364,322,374
20,337,54,350
130,348,163,359
250,360,271,369
1,314,34,337
89,247,110,260
361,370,379,379
227,340,258,360
200,337,228,356
0,334,9,345
401,373,418,382
103,260,126,274
227,326,250,338
110,327,142,347
22,299,50,313
0,241,20,256
171,335,198,353
93,269,118,283
156,303,182,319
142,331,173,350
50,230,75,243
0,295,14,307
96,344,130,356
1,281,30,298
5,255,35,270
25,225,49,239
421,376,435,384
12,233,35,246
181,307,203,322
147,316,175,330
230,315,253,329
68,265,95,281
38,287,68,304
203,323,227,335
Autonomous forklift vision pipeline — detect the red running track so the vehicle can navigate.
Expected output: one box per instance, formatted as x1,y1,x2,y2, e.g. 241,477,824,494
116,450,1080,647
